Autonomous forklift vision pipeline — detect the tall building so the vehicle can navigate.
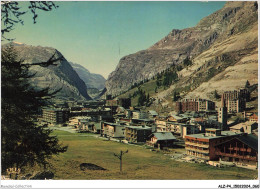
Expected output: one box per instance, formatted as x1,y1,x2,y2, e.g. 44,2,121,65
221,89,249,113
218,96,228,130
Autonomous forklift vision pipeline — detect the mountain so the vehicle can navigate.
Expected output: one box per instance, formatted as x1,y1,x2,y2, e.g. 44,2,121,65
2,42,92,101
69,62,106,90
106,1,258,99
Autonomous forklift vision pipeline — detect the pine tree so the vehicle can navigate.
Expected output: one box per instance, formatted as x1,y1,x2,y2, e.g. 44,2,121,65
183,57,192,67
214,90,220,99
245,80,250,89
154,86,158,93
146,93,150,106
1,45,67,173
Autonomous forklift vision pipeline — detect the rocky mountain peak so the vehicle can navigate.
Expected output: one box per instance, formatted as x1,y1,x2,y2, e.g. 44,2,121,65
105,1,258,97
2,43,92,101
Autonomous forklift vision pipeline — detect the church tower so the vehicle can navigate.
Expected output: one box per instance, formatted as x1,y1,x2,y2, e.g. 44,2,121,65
218,95,228,130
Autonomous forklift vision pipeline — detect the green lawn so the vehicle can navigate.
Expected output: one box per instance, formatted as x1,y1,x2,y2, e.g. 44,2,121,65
26,130,258,180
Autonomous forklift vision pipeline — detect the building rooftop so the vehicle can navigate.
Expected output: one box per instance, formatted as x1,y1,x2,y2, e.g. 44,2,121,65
236,134,258,151
103,122,123,127
186,131,241,139
125,125,152,130
216,134,258,152
132,118,154,122
206,128,221,131
229,122,258,130
171,115,185,120
153,132,176,141
148,110,158,116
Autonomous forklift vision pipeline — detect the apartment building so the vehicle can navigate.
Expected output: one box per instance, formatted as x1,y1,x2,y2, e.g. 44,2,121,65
42,108,70,124
125,125,152,144
176,99,215,113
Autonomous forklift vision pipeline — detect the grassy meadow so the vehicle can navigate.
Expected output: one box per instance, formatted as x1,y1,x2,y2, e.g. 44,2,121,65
25,130,258,180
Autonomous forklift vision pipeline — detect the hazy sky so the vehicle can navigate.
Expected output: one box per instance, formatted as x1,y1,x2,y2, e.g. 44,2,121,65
3,1,226,79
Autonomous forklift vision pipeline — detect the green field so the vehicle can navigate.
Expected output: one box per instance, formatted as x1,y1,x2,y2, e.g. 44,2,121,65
25,130,258,180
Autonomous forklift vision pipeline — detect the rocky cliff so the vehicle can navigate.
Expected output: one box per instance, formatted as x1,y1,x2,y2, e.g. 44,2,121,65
2,43,92,101
106,1,258,97
69,62,106,90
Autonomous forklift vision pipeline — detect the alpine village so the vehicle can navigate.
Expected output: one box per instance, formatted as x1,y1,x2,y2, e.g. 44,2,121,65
1,1,259,181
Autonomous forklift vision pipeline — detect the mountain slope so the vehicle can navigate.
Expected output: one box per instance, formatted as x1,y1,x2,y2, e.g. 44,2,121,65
69,62,106,90
106,1,258,97
2,43,92,101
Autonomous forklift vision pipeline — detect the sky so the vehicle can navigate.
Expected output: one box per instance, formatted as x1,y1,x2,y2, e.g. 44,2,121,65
2,1,226,79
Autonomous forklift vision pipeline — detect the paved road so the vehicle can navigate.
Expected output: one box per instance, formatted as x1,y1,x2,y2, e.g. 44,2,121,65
49,126,77,133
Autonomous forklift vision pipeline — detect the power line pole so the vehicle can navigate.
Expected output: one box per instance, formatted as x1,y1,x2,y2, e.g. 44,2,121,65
114,150,128,172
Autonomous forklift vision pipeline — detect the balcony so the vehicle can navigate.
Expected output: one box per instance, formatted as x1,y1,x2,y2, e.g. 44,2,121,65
216,152,257,161
185,141,209,148
186,147,209,154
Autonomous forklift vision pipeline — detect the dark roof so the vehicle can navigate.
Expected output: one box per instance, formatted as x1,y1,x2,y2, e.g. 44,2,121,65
236,134,258,151
153,132,176,141
215,134,258,151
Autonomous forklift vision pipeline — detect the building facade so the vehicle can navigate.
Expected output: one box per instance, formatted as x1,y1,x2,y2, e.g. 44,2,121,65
218,97,228,130
101,122,125,139
221,89,249,113
125,126,152,144
215,134,258,167
42,108,70,124
147,132,177,149
176,99,215,113
185,128,241,160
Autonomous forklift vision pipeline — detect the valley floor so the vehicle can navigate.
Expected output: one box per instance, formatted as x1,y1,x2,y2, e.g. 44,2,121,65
22,130,257,180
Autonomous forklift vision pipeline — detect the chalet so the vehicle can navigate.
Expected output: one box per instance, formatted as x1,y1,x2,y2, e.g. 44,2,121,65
215,134,258,168
147,132,177,149
185,128,242,161
125,125,152,144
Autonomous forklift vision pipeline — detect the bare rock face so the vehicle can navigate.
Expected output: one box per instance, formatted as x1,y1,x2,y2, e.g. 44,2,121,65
69,62,106,90
2,43,92,101
106,1,258,96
